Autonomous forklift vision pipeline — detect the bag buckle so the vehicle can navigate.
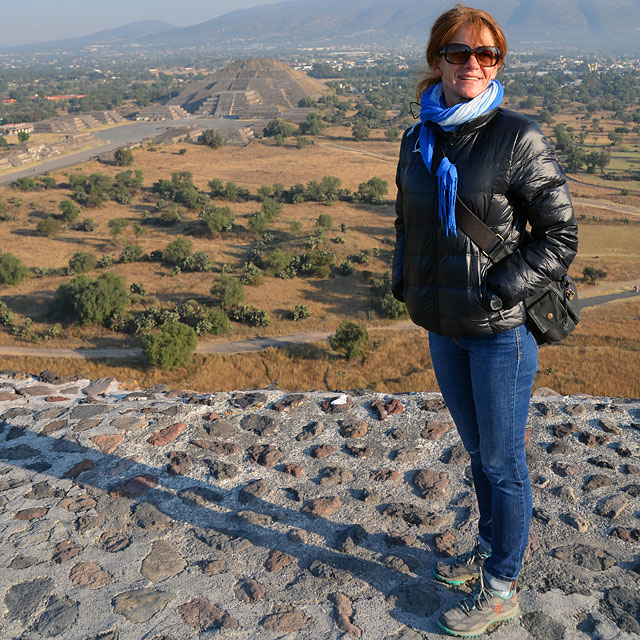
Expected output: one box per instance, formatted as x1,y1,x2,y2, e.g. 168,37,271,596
483,233,509,263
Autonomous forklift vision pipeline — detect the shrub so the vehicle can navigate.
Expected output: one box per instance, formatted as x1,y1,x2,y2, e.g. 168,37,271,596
228,304,271,327
384,128,400,141
262,248,292,277
80,217,96,232
0,301,14,325
68,252,97,274
296,136,310,149
198,307,232,336
248,212,269,235
182,251,213,272
37,217,63,238
130,282,147,295
263,119,296,138
50,272,128,326
108,218,129,240
240,262,264,286
59,199,81,222
316,213,333,229
162,237,192,266
292,304,311,321
339,260,355,276
33,266,49,279
201,129,224,148
212,275,245,309
352,123,370,141
379,293,407,319
114,147,134,166
290,220,302,234
329,320,369,359
119,244,143,264
11,318,34,341
200,205,234,237
159,208,181,226
96,255,114,269
0,252,29,285
300,250,335,278
261,197,283,221
142,321,197,370
356,177,389,204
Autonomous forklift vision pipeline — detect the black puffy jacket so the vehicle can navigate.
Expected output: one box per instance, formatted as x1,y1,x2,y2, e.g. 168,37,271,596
392,107,578,336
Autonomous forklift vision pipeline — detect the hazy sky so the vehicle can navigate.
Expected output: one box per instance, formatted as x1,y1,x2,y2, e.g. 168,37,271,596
3,0,287,47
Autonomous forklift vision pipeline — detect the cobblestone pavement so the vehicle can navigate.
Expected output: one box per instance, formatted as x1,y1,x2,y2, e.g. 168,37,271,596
0,371,638,639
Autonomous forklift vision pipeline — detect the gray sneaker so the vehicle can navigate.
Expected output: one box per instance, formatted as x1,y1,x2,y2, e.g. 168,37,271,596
433,543,490,586
438,573,519,637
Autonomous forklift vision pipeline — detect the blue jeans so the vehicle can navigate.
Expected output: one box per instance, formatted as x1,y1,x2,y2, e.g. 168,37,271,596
428,324,538,583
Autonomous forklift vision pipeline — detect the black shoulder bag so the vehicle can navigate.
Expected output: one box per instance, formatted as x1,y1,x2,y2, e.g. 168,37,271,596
433,136,580,345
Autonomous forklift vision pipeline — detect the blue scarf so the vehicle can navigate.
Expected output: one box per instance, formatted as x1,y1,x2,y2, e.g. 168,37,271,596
419,80,504,236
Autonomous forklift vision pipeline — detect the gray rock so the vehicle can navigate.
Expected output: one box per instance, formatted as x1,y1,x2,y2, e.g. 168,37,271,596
205,420,235,438
132,501,174,530
82,378,118,396
205,459,238,480
600,586,640,635
551,544,617,571
521,611,566,640
296,421,325,441
583,474,616,492
179,485,224,507
141,541,186,582
70,405,109,420
595,493,629,519
0,444,41,460
34,596,79,637
240,413,276,436
231,392,267,409
239,479,269,503
111,588,172,623
4,576,54,622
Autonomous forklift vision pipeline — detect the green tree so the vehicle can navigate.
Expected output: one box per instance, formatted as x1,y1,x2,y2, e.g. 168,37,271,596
316,213,333,229
108,217,129,241
583,266,607,285
200,205,235,237
68,252,97,274
36,217,63,238
0,135,8,148
142,321,197,370
201,129,224,148
0,252,29,285
329,320,369,359
59,199,80,223
352,122,370,141
162,236,192,267
211,275,244,310
51,273,128,326
384,128,400,142
119,245,143,263
17,131,30,143
263,119,296,138
299,112,325,136
113,147,134,166
356,176,389,204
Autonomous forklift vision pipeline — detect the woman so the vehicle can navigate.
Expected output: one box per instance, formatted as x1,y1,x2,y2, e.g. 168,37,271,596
392,4,577,637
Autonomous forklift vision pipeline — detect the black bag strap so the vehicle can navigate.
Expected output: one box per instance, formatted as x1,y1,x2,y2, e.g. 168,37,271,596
432,134,512,264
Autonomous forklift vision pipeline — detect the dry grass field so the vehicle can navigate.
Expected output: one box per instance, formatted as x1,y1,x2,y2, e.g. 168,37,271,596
0,119,639,398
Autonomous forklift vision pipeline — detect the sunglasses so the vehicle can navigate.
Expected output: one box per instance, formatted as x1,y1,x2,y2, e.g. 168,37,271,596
439,43,501,67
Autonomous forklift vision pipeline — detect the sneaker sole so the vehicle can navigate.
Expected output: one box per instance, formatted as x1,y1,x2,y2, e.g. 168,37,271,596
437,609,519,637
432,565,479,586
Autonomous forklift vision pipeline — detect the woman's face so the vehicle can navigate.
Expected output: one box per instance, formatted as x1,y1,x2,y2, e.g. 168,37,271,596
431,24,500,108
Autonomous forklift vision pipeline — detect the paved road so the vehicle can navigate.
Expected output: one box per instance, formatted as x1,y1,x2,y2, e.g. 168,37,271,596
572,197,640,218
0,117,251,186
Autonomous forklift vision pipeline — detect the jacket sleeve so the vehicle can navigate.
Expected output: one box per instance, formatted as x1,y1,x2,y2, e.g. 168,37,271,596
392,147,405,302
486,120,578,309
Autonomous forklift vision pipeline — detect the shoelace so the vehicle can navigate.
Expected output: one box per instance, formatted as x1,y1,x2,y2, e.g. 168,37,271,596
458,573,493,615
454,543,488,568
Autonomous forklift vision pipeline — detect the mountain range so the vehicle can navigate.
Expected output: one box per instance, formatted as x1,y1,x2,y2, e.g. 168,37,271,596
8,0,640,54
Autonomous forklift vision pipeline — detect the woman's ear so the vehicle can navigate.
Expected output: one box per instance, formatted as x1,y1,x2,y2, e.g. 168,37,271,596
431,59,443,78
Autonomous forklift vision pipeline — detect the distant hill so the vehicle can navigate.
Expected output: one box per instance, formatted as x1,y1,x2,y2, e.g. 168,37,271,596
10,20,177,51
8,1,640,53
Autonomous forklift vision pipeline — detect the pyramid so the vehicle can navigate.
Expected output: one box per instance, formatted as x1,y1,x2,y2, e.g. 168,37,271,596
168,58,328,119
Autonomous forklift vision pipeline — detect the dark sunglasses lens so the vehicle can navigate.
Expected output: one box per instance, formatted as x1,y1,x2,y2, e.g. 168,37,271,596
445,44,470,64
444,45,499,66
475,48,499,66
